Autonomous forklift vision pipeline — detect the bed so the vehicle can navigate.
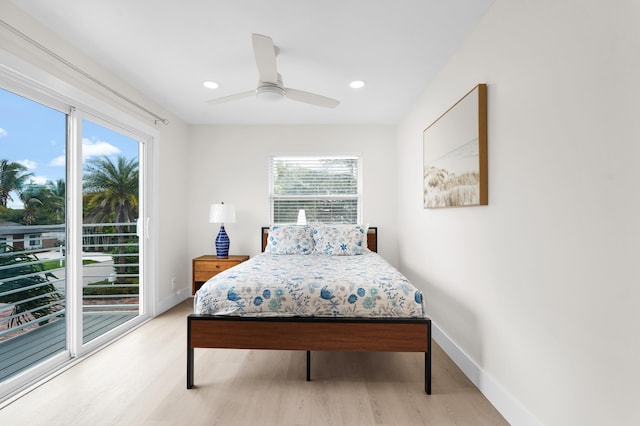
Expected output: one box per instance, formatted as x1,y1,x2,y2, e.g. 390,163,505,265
187,225,432,394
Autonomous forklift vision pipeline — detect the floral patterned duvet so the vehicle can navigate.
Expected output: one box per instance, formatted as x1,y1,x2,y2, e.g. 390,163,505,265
194,251,425,318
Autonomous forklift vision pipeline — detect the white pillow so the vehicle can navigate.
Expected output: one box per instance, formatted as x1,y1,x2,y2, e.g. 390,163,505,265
312,225,366,255
265,225,314,254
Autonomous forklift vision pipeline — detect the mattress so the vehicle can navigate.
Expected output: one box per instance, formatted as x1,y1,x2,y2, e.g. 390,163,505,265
194,251,425,318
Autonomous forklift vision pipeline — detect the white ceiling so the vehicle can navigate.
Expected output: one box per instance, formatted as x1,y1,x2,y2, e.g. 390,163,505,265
11,0,494,125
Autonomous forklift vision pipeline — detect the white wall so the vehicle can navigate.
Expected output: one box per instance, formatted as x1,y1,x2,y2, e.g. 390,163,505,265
187,125,398,264
154,118,191,309
397,0,640,424
0,0,191,313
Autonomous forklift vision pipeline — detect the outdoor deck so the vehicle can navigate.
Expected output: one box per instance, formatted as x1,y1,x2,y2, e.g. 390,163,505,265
0,312,137,382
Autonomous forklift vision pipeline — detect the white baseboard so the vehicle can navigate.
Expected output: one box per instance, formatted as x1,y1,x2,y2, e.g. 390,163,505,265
432,322,542,426
154,287,190,316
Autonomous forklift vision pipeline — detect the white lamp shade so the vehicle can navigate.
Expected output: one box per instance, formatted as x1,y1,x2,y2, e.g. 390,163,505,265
209,203,236,224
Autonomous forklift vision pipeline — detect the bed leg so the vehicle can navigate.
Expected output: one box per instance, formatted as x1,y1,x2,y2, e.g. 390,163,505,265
306,351,311,381
425,351,431,394
187,318,194,389
187,346,194,389
425,320,432,394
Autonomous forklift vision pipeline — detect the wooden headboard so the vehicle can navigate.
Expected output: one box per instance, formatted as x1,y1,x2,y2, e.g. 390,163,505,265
261,226,378,253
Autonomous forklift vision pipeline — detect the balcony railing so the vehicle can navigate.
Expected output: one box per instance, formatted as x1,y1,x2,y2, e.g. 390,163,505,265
0,222,140,342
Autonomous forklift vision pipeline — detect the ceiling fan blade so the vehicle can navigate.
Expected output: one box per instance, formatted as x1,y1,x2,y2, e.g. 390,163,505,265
284,88,340,108
206,90,255,105
252,33,278,84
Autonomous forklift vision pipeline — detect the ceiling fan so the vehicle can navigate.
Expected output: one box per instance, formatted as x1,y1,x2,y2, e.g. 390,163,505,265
207,34,340,108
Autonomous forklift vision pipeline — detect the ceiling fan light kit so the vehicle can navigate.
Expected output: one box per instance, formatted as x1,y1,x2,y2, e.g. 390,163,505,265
207,33,340,108
203,80,219,89
257,84,285,102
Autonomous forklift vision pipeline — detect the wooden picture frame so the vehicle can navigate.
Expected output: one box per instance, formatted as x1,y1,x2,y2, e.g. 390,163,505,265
423,83,488,208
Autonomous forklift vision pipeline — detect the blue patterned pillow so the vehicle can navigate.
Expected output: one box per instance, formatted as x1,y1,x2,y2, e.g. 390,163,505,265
312,225,366,255
265,225,314,254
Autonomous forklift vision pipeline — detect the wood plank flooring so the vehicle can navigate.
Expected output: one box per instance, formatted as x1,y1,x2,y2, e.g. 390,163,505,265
0,299,507,425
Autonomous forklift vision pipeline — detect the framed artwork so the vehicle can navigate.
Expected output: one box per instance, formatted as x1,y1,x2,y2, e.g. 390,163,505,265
423,83,487,208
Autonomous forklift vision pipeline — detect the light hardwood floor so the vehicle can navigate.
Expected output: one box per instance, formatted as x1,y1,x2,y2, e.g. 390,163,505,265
0,299,507,425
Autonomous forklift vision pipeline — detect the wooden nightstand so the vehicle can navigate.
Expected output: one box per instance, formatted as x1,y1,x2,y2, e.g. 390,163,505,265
192,255,250,295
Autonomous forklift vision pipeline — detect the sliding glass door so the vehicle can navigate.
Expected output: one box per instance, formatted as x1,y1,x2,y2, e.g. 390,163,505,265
80,118,143,345
0,85,151,400
0,88,68,382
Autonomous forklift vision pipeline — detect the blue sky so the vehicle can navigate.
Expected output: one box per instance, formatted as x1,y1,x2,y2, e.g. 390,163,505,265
0,88,138,209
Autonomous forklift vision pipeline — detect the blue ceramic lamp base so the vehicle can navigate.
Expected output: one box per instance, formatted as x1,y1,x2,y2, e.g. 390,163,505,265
215,225,230,258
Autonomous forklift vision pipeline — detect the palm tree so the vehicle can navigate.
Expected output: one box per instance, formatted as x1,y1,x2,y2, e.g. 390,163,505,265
19,183,46,224
83,155,138,276
45,179,66,223
0,159,32,208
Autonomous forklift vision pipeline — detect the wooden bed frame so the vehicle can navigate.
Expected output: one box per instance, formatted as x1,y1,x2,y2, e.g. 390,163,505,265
187,227,432,394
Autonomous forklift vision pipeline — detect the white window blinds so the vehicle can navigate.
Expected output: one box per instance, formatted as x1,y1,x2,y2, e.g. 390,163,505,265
270,155,361,224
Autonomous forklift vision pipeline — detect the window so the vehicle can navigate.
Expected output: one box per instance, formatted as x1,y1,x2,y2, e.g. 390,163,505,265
0,58,154,403
0,237,12,248
25,234,42,249
0,87,68,389
270,155,361,224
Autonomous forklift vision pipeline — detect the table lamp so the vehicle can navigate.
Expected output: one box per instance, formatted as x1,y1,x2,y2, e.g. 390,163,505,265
209,202,236,258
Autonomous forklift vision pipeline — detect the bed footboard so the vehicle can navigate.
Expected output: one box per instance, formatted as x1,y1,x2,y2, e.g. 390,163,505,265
187,315,432,394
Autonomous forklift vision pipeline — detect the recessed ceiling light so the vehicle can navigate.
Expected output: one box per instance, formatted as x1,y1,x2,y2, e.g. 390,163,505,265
349,80,366,89
203,81,219,89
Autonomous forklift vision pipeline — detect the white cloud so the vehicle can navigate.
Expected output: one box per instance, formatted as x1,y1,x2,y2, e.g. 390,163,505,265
17,159,37,170
7,197,24,209
82,138,121,160
50,155,65,167
0,128,7,138
28,175,49,185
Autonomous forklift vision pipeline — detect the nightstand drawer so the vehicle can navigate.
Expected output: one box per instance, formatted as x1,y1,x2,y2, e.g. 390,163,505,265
192,255,250,295
195,260,237,275
194,268,228,282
